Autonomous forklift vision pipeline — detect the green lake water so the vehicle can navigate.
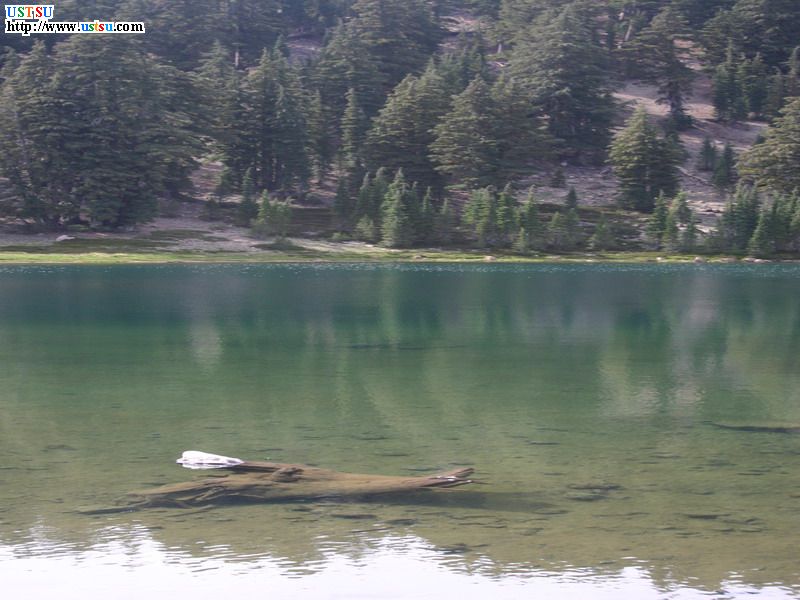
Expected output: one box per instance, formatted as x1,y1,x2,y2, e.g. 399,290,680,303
0,263,798,599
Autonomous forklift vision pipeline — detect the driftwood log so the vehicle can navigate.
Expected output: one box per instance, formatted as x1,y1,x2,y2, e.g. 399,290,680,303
107,454,475,512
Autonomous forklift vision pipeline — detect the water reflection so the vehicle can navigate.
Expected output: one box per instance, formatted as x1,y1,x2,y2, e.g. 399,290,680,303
0,264,799,597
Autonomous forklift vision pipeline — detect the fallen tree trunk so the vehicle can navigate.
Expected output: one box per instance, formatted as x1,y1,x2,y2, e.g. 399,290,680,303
101,453,475,512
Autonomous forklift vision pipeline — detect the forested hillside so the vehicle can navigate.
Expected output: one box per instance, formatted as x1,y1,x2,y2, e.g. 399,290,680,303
2,0,800,257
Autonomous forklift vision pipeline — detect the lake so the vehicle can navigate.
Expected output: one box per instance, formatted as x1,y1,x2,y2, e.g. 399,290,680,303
0,263,798,599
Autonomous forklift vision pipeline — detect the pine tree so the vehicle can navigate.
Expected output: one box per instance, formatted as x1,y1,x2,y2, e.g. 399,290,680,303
565,187,579,210
495,183,515,232
350,0,442,90
662,203,681,251
418,188,437,245
589,214,615,251
240,49,310,192
306,90,334,182
715,185,761,252
563,208,581,250
748,208,776,257
381,170,416,248
712,43,747,121
670,192,692,225
463,186,498,247
197,40,237,141
435,199,459,245
764,69,786,120
550,168,566,188
0,36,204,228
739,98,800,194
609,108,682,212
517,189,545,251
340,87,369,177
430,77,496,189
333,178,355,227
680,211,699,252
431,76,551,189
697,137,718,171
311,22,384,122
647,192,670,244
702,1,800,69
510,3,615,162
548,211,577,251
365,67,452,190
253,190,292,240
712,142,736,191
625,7,694,129
738,53,769,117
355,215,378,242
236,167,259,226
786,46,800,98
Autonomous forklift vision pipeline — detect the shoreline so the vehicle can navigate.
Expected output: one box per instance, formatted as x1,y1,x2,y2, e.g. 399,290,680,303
0,249,793,266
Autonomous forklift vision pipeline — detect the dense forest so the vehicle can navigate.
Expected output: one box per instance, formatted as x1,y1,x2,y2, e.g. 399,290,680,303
1,0,800,257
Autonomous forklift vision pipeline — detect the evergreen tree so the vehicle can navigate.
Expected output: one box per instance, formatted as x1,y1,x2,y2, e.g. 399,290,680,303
333,178,355,227
253,190,292,240
306,90,334,182
549,167,566,188
548,209,580,251
786,46,800,98
236,167,259,226
435,34,489,95
350,0,442,90
738,53,769,117
381,170,416,248
712,142,737,191
355,215,378,242
625,7,694,129
563,208,581,250
609,108,682,212
509,3,615,163
565,187,579,210
589,214,615,251
496,184,519,244
748,208,776,257
702,0,800,69
340,87,370,177
764,69,786,121
431,76,551,189
365,67,452,190
662,202,681,251
418,188,437,245
712,44,747,121
435,199,459,245
647,192,670,244
670,192,692,225
681,211,699,252
463,187,496,247
311,23,384,122
236,49,310,192
517,189,545,250
431,78,494,189
0,37,203,228
714,185,761,252
196,40,237,142
356,167,391,225
697,137,718,171
738,98,800,194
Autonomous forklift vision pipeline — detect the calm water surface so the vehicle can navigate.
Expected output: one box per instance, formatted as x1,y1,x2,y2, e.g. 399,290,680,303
0,263,798,599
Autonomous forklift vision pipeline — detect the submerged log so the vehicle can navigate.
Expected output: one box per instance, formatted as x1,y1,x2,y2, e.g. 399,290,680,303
711,422,800,434
108,452,475,512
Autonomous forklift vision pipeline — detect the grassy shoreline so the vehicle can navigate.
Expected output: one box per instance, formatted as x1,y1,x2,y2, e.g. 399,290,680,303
0,248,788,265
